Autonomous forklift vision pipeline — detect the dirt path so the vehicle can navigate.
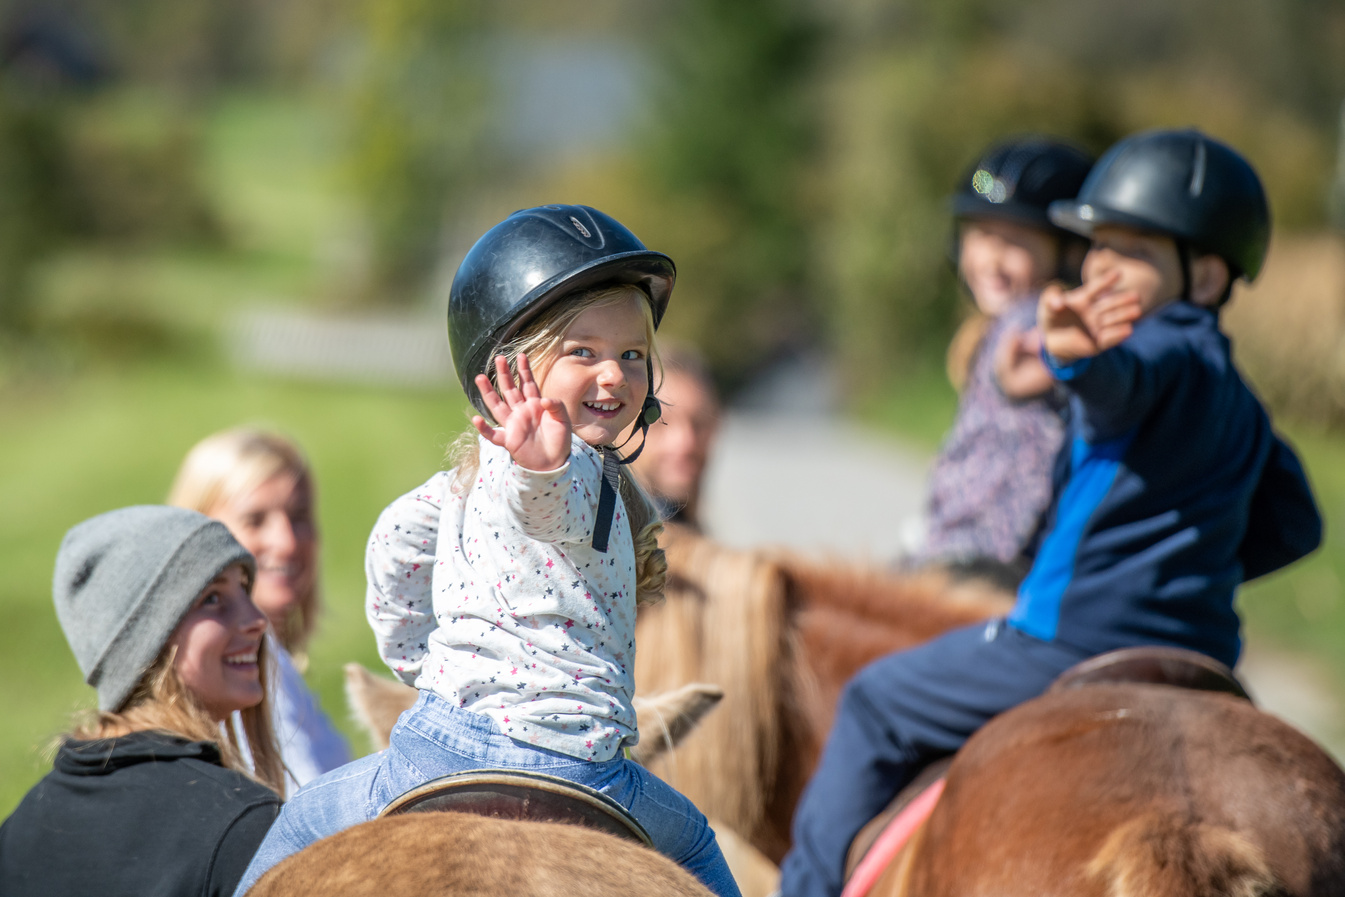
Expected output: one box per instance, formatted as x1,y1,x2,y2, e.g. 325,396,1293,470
698,358,1345,762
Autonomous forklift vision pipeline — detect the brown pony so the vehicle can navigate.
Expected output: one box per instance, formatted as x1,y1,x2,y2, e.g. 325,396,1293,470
342,666,782,897
635,525,1345,896
247,812,714,897
634,524,1013,862
874,682,1345,896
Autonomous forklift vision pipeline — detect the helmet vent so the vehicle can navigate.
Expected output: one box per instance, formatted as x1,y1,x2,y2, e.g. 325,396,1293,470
1189,139,1207,197
972,169,1008,203
570,216,592,238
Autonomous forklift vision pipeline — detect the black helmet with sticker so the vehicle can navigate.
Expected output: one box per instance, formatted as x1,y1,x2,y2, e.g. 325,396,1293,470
951,136,1095,232
448,204,675,417
1048,129,1271,281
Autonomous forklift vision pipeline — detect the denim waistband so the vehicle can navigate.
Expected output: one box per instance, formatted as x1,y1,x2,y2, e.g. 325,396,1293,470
393,689,611,772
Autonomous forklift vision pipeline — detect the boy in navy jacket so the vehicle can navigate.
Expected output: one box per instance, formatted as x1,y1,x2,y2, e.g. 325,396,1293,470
779,129,1322,897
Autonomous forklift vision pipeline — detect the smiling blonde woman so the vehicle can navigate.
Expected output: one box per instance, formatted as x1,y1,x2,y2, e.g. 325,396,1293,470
170,428,350,792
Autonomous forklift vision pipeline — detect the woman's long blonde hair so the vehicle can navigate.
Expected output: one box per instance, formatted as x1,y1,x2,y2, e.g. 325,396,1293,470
70,607,286,794
449,284,668,606
168,428,320,655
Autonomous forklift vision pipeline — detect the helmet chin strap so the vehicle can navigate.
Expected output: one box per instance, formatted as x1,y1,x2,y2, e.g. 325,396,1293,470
1176,238,1192,303
590,363,662,553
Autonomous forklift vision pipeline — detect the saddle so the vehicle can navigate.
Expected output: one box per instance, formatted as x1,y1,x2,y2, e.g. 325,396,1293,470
379,769,653,846
1047,644,1251,701
841,646,1251,894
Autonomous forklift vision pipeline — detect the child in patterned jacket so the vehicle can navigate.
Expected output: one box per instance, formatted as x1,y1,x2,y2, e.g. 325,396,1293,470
233,205,740,897
915,136,1093,584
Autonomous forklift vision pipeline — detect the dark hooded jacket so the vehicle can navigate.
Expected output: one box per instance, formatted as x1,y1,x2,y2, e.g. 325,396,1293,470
0,730,281,897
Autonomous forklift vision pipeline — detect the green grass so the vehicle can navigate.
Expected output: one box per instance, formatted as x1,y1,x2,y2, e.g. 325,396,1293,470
0,359,471,815
0,87,458,813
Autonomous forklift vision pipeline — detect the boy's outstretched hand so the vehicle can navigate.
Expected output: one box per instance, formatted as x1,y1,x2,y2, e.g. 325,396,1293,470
1038,271,1143,365
474,354,572,471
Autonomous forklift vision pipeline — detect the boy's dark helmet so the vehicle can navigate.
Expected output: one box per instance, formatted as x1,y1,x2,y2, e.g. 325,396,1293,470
951,137,1094,232
448,204,675,417
1048,129,1271,281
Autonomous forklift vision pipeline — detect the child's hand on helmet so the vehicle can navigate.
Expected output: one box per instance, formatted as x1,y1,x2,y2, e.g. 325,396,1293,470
1039,271,1142,365
473,354,572,471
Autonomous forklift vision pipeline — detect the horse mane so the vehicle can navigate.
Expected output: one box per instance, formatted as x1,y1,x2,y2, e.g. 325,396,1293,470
636,525,788,843
635,527,1015,854
1086,812,1277,897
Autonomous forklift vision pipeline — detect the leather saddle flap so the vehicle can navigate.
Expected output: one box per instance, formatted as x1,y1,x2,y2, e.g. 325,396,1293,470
380,769,652,846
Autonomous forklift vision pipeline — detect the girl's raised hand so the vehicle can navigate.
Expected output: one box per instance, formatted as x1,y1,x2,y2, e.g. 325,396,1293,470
1038,272,1142,364
473,354,572,471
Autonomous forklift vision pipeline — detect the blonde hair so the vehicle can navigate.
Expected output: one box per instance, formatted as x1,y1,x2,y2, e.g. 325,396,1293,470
449,284,667,606
70,625,285,794
168,429,319,654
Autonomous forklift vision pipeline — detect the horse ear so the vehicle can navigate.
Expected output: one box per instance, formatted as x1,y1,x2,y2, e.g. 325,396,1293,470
344,663,418,752
629,682,724,765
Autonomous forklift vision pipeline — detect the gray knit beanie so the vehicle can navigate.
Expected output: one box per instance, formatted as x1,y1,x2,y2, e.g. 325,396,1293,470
53,505,256,712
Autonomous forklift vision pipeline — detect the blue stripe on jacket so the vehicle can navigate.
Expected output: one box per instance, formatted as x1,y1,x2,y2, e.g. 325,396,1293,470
1010,431,1134,641
1004,302,1322,669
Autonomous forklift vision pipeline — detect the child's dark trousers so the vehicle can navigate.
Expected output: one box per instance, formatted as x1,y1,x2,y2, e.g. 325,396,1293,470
779,619,1091,897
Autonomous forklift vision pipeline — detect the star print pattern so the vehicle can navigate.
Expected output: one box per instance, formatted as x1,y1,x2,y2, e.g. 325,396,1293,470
366,434,639,762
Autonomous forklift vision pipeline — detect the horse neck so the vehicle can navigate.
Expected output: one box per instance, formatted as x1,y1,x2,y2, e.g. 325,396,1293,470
782,560,1013,731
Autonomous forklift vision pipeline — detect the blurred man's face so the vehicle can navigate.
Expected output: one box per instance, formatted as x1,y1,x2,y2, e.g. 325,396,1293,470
634,369,720,513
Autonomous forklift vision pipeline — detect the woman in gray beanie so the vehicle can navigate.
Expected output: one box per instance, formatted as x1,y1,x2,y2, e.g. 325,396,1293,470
0,505,285,897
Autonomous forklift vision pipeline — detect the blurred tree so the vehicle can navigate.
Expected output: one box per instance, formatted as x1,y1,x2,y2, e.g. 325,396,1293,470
814,0,1345,390
0,86,73,330
0,3,223,336
341,0,494,302
640,0,823,390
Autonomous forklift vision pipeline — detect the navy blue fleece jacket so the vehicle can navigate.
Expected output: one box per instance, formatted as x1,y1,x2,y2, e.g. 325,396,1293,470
1009,301,1322,668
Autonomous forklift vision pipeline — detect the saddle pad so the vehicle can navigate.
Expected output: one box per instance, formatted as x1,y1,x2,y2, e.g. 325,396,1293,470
839,778,945,897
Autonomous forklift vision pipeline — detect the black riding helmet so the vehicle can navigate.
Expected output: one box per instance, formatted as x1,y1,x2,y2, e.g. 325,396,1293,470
952,136,1095,230
949,136,1095,282
1047,129,1271,282
448,204,676,419
448,204,675,553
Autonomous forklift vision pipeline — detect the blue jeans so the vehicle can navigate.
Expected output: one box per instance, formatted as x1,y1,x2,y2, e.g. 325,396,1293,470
234,691,741,897
779,620,1091,897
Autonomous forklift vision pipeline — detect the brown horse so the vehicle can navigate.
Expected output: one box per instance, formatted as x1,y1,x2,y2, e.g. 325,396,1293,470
635,525,1345,896
634,524,1014,862
873,682,1345,896
247,812,714,897
342,667,781,897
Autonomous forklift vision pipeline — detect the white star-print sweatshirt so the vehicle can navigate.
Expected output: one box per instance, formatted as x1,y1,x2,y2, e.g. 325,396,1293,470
365,434,638,761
